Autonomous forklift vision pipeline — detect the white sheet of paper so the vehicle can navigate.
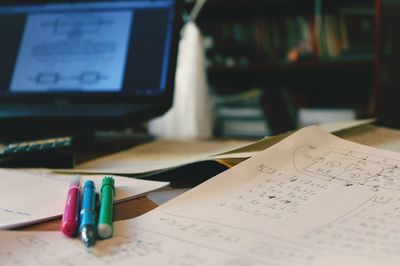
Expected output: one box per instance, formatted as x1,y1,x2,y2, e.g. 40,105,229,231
60,119,374,175
67,139,252,174
0,169,168,229
1,125,400,265
214,118,377,160
317,118,376,133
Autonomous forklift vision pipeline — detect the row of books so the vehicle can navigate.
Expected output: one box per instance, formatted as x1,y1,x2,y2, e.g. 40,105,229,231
203,8,374,67
214,106,358,139
212,86,362,138
213,89,271,138
215,106,270,139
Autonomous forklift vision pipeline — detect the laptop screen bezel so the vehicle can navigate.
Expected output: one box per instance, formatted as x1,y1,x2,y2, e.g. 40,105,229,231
0,0,182,108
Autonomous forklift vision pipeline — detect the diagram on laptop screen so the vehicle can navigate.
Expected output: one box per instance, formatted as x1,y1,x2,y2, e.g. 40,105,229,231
10,11,133,92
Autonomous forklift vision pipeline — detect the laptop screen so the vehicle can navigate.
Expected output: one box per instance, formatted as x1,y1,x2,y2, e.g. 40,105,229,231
0,0,177,96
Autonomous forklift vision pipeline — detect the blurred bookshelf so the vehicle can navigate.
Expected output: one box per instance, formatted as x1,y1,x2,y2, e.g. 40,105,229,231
185,0,378,137
375,0,400,129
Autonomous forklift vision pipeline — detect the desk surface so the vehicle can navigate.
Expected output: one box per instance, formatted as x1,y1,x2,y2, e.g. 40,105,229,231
19,197,158,231
15,132,159,231
16,124,400,232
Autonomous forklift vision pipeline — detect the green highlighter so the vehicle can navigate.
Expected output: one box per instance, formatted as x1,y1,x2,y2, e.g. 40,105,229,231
97,176,115,239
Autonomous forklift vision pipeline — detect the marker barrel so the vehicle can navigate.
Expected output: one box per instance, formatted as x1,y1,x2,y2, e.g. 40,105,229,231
61,175,80,237
97,177,115,239
79,180,97,247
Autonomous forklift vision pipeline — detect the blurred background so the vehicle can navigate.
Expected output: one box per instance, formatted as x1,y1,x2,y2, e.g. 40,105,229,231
180,0,399,139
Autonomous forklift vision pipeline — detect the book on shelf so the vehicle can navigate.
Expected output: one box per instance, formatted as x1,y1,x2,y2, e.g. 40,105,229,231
297,108,357,128
213,89,271,139
217,117,270,139
216,106,271,139
339,7,375,56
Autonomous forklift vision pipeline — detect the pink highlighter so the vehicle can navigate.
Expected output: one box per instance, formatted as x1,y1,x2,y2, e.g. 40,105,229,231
61,175,81,237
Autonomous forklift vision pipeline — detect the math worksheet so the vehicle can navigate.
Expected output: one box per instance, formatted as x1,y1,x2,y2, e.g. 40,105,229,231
2,126,400,265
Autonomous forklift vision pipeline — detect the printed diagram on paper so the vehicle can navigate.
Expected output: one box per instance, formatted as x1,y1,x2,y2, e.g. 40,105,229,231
2,126,400,266
293,145,400,191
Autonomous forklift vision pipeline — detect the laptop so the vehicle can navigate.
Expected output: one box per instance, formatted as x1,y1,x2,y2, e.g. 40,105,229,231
0,0,181,135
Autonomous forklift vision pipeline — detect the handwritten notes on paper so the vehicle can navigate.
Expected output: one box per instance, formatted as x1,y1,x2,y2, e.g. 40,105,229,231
0,169,168,229
3,126,400,265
